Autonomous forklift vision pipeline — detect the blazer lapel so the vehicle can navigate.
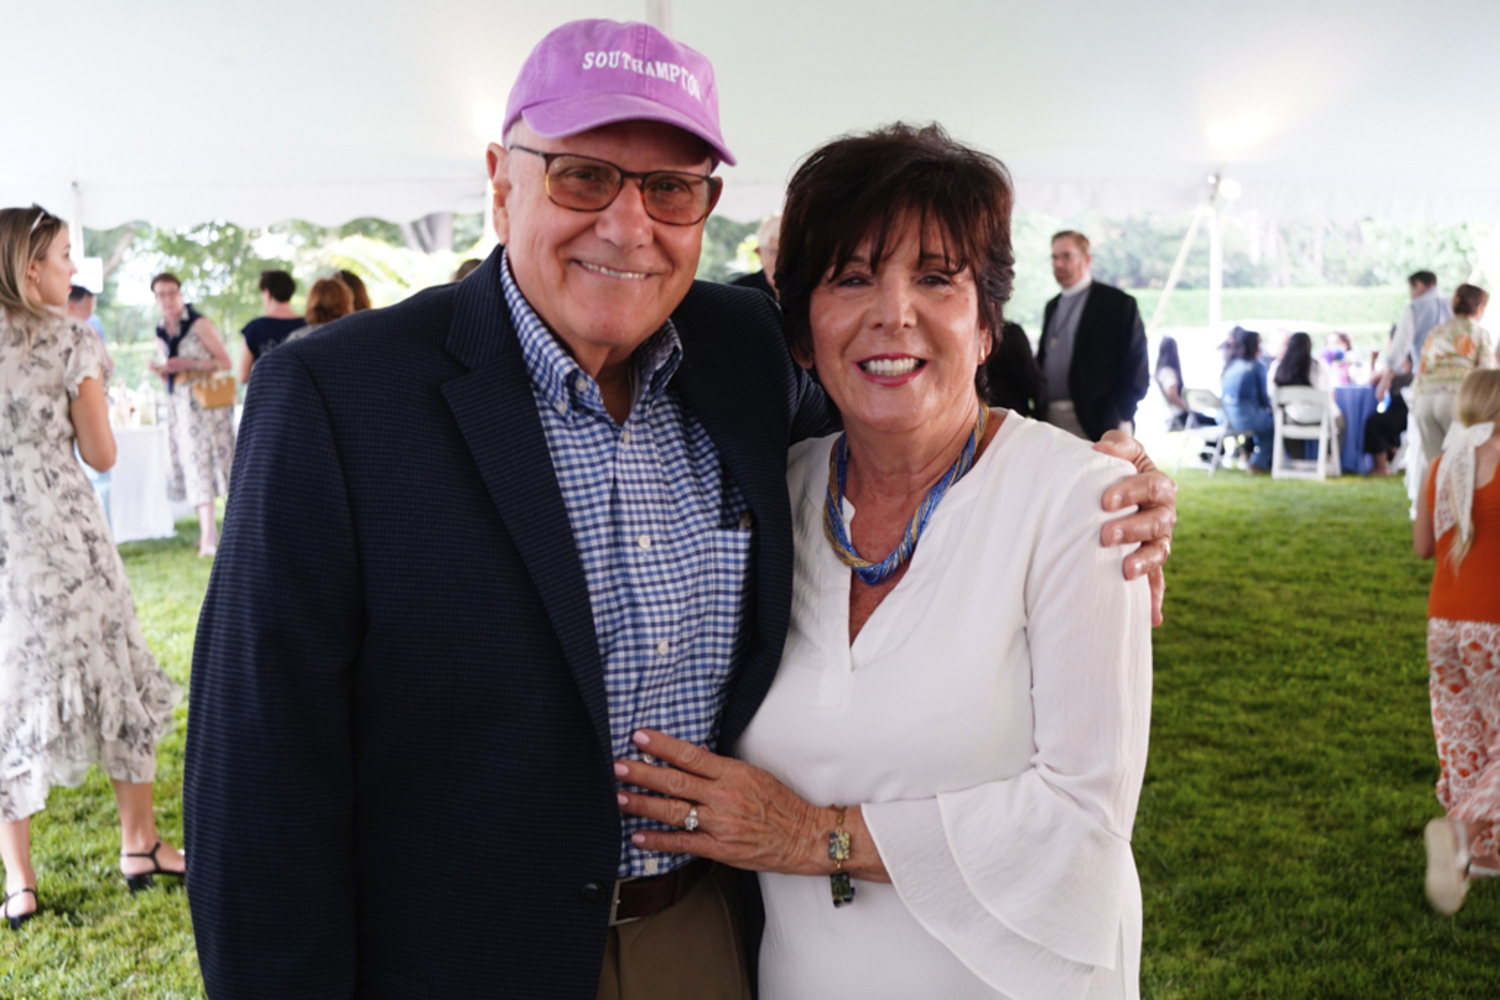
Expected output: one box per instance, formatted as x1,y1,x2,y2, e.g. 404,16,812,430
439,252,612,757
1039,296,1059,365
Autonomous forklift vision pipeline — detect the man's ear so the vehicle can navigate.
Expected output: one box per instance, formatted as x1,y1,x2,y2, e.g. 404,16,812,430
486,143,512,246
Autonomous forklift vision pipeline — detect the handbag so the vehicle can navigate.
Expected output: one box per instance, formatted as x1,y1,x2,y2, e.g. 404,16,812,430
192,371,237,409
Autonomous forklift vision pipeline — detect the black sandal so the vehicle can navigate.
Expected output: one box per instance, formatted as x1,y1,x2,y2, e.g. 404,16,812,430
121,840,186,893
3,887,38,930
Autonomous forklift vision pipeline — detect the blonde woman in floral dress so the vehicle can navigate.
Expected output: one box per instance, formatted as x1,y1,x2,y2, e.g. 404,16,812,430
0,207,184,929
148,272,234,557
1413,284,1495,472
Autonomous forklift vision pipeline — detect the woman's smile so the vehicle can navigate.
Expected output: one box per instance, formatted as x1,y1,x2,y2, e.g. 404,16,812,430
856,354,926,384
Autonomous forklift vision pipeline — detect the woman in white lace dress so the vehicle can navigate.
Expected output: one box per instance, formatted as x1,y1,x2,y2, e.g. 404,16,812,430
0,207,184,929
148,272,234,557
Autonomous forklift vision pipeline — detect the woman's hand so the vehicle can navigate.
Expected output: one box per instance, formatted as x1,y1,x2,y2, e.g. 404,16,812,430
616,730,834,877
1094,430,1176,626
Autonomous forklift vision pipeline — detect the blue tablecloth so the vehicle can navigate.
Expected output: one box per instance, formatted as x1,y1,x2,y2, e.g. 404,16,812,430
1335,385,1377,476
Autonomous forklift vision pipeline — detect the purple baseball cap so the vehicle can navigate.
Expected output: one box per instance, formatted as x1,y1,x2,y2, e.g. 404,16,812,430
503,19,736,166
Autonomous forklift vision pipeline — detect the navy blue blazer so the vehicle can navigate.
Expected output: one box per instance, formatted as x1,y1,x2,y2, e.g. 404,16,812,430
184,250,834,999
1038,281,1150,441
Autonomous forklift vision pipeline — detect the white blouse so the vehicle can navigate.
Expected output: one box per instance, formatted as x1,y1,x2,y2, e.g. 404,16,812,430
738,411,1153,1000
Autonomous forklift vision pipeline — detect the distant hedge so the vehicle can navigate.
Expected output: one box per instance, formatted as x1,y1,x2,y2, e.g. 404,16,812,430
1130,286,1410,329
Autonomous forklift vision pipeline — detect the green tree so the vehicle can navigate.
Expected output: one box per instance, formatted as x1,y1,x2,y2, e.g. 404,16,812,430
696,215,758,284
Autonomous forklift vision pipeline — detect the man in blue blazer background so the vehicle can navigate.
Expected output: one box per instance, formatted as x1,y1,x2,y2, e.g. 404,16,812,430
184,18,1177,1000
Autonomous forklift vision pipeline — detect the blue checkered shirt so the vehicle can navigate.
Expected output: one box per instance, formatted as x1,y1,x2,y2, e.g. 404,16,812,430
501,254,754,878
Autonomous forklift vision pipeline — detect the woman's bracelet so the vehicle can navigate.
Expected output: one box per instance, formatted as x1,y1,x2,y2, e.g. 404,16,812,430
828,806,855,907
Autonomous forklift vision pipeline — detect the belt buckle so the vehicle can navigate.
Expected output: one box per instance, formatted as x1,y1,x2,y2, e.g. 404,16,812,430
608,876,642,927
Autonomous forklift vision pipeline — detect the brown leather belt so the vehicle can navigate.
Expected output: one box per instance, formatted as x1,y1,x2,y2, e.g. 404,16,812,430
609,857,712,926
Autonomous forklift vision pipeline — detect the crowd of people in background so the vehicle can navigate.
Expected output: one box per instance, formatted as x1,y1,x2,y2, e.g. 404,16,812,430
1135,268,1496,482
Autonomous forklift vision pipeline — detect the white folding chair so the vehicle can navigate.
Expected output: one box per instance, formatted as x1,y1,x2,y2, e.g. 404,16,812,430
1176,389,1233,475
1271,385,1341,480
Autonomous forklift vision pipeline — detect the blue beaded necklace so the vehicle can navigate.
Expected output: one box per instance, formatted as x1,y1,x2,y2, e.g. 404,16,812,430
823,404,989,585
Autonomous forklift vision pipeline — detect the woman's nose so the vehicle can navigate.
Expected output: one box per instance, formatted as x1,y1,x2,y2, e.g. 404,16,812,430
871,280,915,330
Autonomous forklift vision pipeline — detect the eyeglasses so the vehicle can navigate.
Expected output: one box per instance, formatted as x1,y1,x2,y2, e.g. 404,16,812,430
510,145,722,226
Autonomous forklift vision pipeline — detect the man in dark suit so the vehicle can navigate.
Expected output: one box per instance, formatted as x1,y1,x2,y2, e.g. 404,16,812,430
1037,230,1150,441
185,20,1178,1000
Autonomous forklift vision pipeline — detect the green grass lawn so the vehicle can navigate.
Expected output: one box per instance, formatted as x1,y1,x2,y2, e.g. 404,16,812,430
3,472,1496,997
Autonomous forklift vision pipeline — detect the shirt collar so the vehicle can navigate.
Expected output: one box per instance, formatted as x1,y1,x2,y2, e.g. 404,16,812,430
499,249,683,419
1060,274,1093,298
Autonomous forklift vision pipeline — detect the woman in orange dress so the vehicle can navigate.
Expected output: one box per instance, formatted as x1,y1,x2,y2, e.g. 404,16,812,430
1415,368,1500,914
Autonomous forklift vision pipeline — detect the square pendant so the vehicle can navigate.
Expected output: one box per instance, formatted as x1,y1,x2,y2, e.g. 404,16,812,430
828,830,851,863
831,872,856,907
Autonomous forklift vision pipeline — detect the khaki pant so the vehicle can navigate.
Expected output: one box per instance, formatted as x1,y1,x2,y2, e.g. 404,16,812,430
1414,389,1458,478
597,864,751,1000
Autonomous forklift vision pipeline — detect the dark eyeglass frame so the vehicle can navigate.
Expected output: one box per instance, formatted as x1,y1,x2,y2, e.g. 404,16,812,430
510,145,722,226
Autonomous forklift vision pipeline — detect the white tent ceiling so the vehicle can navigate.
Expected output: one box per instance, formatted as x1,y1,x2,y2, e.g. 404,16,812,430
6,0,1500,229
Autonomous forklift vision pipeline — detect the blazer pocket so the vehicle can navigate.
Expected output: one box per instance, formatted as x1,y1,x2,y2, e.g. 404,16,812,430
358,962,432,999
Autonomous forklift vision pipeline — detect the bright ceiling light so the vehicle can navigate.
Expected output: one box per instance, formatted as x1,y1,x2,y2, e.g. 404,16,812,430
472,104,508,143
1218,178,1243,201
1206,115,1275,154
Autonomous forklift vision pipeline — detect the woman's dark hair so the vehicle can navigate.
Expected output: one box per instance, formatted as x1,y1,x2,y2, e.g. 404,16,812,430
1453,283,1489,317
338,269,372,311
1221,326,1261,368
984,322,1045,418
259,269,296,304
775,123,1015,394
1274,332,1314,386
1155,335,1182,378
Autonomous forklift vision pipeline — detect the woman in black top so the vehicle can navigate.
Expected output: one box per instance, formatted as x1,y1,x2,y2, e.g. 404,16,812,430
983,321,1045,418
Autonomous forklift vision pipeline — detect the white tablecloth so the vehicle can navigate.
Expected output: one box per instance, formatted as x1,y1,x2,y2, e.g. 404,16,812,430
107,426,193,543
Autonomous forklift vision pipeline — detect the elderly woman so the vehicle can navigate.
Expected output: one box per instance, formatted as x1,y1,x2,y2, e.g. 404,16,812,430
149,272,234,555
616,125,1151,999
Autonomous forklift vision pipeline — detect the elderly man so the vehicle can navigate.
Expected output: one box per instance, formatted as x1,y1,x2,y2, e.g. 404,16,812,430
729,213,780,300
1381,269,1453,382
1037,230,1150,441
185,19,1176,1000
1368,270,1453,475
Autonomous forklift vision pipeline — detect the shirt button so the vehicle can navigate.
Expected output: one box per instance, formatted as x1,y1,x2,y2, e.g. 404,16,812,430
574,375,590,393
621,430,632,446
637,534,652,549
656,640,669,656
553,399,568,415
642,753,656,764
644,858,660,876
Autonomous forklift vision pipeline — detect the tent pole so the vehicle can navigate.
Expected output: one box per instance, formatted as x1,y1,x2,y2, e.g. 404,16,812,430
1148,204,1205,333
1208,203,1223,330
646,0,673,35
70,181,85,262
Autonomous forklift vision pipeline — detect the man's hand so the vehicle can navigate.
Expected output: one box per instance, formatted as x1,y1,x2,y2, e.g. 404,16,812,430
1094,430,1176,626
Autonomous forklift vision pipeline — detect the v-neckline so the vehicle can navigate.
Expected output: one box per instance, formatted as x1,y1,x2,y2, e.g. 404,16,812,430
834,409,1018,670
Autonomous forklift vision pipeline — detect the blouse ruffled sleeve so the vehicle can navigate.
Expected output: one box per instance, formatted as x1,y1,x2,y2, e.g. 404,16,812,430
62,320,108,400
862,451,1153,998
